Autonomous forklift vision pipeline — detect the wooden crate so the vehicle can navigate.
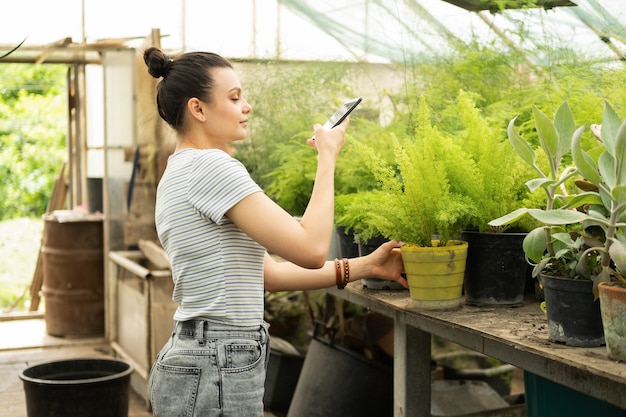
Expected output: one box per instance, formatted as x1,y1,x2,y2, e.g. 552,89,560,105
107,250,177,404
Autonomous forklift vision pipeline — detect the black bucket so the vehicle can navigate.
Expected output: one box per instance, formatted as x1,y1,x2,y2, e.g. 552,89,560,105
287,335,393,417
19,358,133,417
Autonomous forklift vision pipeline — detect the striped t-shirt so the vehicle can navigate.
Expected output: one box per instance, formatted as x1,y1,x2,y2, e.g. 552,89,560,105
155,148,266,327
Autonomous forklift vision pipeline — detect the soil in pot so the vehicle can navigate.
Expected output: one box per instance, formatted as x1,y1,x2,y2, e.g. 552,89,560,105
598,282,626,362
541,274,605,347
461,229,528,307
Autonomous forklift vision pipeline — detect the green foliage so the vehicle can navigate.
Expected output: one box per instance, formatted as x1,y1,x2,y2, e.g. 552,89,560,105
334,118,407,230
263,142,316,215
341,96,478,247
444,90,535,231
489,102,589,278
338,91,536,243
402,43,527,126
488,100,626,288
0,64,67,220
569,101,626,291
400,40,626,147
233,61,351,215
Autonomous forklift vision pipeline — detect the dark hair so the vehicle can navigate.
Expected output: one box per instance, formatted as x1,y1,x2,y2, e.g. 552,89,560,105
143,46,233,132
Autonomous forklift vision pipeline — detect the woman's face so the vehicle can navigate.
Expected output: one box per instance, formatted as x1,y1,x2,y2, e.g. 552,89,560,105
202,67,251,147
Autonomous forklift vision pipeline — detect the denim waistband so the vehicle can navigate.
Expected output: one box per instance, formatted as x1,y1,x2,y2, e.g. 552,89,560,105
175,319,270,344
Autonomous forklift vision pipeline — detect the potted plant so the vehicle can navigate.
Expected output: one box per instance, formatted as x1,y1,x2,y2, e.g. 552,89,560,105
489,101,607,347
447,91,536,307
570,101,626,361
342,96,477,309
335,119,409,290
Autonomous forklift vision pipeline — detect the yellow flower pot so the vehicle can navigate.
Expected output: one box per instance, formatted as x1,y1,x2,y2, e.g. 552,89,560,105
401,240,468,310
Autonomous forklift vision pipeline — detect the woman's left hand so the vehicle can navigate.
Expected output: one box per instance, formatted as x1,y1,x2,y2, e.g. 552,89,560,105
365,240,408,289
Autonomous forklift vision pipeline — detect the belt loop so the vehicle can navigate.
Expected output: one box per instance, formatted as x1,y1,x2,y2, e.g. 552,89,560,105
260,321,270,344
195,320,205,345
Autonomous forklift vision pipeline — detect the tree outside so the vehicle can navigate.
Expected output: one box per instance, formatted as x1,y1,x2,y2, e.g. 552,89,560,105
0,63,67,312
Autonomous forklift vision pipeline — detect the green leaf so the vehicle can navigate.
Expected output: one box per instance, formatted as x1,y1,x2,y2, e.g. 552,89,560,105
534,258,552,278
560,192,603,210
551,231,576,246
598,151,616,189
507,117,536,168
615,119,626,184
571,125,601,185
526,208,587,225
533,105,559,161
601,101,622,157
488,207,530,227
613,185,626,208
609,239,626,274
554,102,576,160
526,177,552,192
523,227,548,263
0,38,26,60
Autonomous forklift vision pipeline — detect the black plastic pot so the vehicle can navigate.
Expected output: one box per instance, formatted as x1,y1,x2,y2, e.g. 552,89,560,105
541,274,605,347
264,345,305,413
19,358,133,417
287,335,393,417
461,229,528,307
335,226,360,258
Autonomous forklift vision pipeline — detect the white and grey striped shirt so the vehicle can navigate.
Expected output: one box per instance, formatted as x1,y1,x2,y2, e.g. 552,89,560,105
155,148,265,327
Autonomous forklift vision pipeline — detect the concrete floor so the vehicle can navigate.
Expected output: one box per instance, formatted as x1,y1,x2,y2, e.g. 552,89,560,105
0,316,279,417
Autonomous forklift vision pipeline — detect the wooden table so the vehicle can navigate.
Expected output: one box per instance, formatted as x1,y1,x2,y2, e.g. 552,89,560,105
326,283,626,417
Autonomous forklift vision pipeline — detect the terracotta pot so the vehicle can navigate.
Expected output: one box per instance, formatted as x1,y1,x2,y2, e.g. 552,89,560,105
401,240,468,310
598,282,626,362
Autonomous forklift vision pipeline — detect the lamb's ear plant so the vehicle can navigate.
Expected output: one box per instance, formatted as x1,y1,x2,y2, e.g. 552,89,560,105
490,100,626,291
569,101,626,294
488,102,590,278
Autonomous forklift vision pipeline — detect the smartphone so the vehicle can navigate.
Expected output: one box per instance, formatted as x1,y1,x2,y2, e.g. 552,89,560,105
313,97,362,139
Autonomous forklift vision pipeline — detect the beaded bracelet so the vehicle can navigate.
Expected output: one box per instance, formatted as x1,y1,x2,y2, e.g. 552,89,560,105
334,258,345,289
335,258,350,289
342,257,350,287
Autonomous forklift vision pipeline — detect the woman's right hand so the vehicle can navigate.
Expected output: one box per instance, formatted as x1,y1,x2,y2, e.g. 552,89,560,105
307,117,349,160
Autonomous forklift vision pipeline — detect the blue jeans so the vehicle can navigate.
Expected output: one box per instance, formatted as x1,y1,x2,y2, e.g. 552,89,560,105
148,319,270,417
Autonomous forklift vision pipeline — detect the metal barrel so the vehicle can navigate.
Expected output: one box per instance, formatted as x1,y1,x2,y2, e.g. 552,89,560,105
41,213,104,337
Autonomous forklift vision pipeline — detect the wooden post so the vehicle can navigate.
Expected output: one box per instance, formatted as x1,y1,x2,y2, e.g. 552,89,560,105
29,163,68,311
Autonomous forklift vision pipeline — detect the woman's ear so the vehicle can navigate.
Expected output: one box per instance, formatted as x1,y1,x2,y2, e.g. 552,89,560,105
187,97,206,122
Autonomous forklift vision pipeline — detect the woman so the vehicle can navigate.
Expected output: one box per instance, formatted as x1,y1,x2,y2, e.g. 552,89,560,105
143,46,408,417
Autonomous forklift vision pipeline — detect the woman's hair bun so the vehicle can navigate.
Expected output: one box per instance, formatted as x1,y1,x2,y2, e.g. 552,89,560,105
144,46,172,79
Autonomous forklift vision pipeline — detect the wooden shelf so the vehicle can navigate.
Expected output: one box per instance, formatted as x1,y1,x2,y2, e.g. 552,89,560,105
326,282,626,416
